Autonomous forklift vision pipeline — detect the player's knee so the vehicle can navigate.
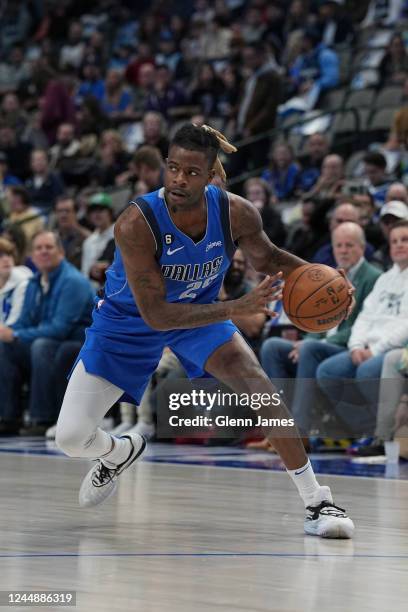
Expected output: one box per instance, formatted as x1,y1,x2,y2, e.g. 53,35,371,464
55,424,84,457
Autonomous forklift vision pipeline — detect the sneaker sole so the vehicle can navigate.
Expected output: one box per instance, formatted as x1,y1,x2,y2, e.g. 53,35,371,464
305,517,355,539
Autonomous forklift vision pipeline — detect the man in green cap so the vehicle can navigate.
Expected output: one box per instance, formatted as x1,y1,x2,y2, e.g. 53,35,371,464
81,193,115,281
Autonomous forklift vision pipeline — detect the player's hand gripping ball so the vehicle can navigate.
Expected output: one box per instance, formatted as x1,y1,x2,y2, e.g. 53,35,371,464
282,264,351,332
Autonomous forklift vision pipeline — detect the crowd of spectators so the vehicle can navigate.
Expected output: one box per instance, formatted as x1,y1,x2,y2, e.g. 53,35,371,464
1,0,408,459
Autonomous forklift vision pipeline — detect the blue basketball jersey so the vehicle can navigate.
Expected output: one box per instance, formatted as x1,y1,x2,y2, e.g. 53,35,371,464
103,184,236,315
75,184,239,401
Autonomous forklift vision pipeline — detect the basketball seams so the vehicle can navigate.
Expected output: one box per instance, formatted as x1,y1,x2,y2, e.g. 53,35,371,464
294,272,344,317
294,277,347,317
284,264,311,315
283,264,349,332
286,296,350,319
289,306,348,331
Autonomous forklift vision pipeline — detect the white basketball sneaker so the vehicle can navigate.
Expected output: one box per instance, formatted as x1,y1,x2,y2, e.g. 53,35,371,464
304,486,355,539
79,434,146,508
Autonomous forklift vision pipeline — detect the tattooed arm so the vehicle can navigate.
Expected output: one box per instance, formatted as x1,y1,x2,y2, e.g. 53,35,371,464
229,193,307,278
115,205,281,331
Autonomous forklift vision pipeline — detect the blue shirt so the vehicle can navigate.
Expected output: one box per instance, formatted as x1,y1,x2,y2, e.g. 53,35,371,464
262,163,300,200
12,260,95,344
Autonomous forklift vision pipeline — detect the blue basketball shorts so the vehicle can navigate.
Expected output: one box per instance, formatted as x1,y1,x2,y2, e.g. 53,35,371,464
75,301,239,404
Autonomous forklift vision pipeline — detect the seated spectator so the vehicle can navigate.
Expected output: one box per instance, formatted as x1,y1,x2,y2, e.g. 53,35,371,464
0,153,21,220
372,199,408,270
241,5,267,44
363,152,392,209
190,62,224,117
217,64,242,130
259,222,380,440
49,123,82,181
138,111,169,159
0,124,32,181
20,109,49,151
313,201,375,267
316,0,354,46
82,29,108,67
76,97,106,139
54,196,90,270
364,129,404,177
125,43,155,87
0,230,94,436
128,62,156,112
5,186,44,245
1,224,29,268
25,150,65,216
285,197,330,260
0,45,31,95
59,21,85,70
304,154,345,199
155,30,182,74
243,177,286,247
283,27,339,114
81,193,115,279
198,16,233,60
0,237,32,326
219,248,266,354
40,78,76,145
304,154,345,201
317,220,408,436
233,42,281,172
262,143,300,201
386,181,408,204
297,133,330,193
117,146,164,193
0,93,28,138
351,345,408,457
100,69,133,119
145,64,186,118
351,192,385,250
76,60,105,105
92,130,131,188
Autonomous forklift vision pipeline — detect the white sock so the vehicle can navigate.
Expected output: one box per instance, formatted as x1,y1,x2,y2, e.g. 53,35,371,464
100,435,131,468
287,459,321,507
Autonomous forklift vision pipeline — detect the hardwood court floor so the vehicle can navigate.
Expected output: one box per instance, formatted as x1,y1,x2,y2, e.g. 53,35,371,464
0,444,407,612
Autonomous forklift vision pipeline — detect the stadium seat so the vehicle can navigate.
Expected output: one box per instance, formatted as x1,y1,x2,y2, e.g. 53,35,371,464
369,107,397,132
373,86,404,109
320,87,347,111
345,88,376,109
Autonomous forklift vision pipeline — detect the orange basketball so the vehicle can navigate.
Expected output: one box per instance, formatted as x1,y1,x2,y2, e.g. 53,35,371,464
282,264,350,333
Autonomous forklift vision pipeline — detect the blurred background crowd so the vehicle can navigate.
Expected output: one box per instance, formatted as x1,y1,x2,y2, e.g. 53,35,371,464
1,0,408,461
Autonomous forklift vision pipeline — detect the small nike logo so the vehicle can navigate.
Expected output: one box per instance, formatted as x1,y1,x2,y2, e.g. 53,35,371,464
167,246,185,256
294,464,310,476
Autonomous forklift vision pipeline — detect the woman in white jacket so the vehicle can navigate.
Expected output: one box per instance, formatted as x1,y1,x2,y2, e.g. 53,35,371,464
0,238,32,326
316,220,408,435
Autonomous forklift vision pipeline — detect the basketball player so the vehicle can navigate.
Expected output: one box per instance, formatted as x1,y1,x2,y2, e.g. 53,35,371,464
56,125,355,538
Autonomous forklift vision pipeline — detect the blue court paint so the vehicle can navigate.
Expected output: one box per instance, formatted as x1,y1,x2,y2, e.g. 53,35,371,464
0,439,407,480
